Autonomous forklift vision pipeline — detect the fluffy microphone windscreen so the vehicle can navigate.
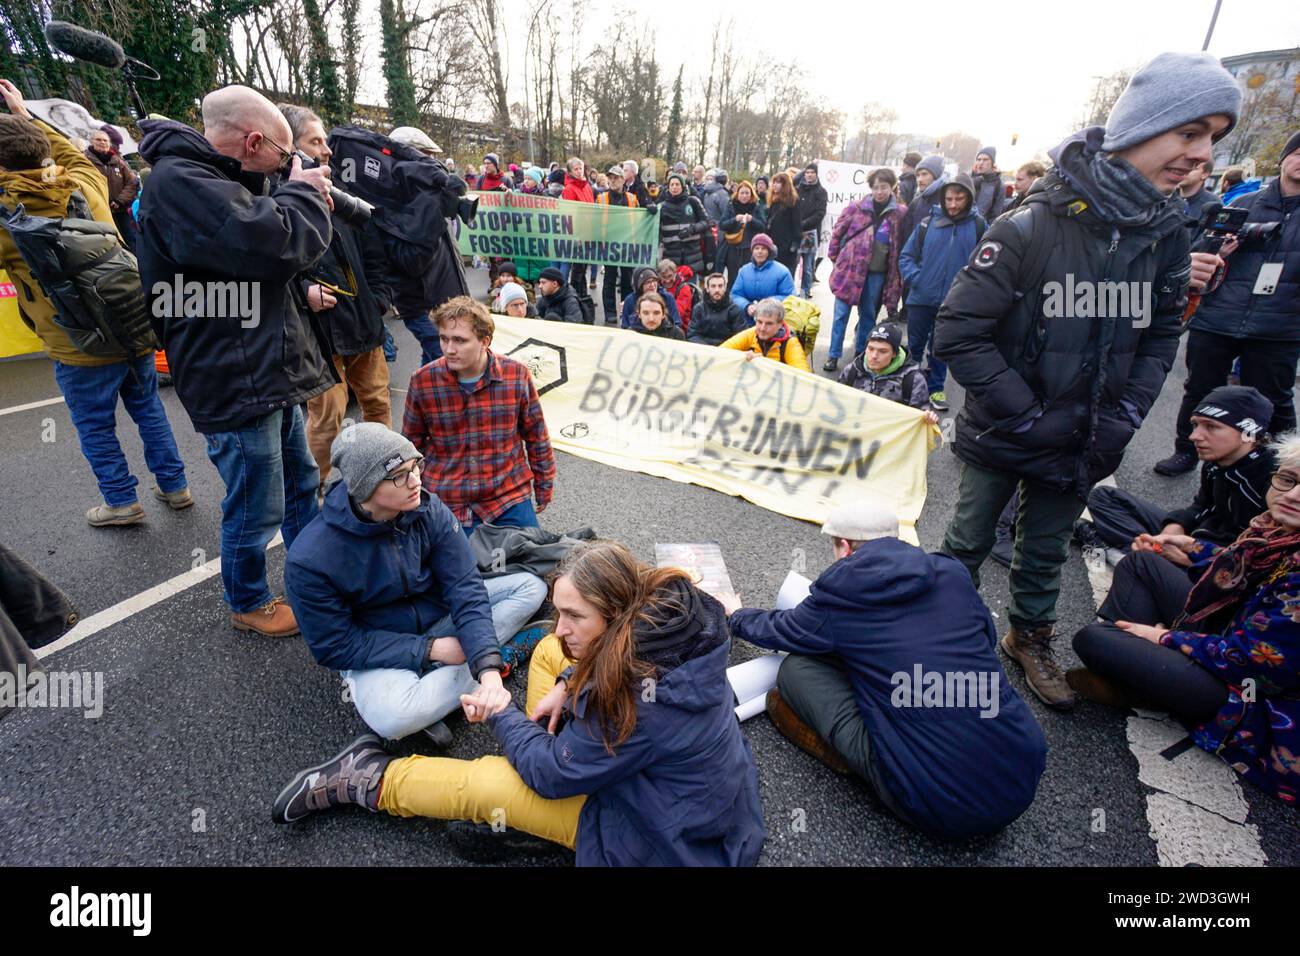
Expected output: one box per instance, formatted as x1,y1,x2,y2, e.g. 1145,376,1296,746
44,21,126,70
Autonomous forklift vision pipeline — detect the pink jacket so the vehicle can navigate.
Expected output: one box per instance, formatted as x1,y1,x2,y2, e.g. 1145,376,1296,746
828,195,906,314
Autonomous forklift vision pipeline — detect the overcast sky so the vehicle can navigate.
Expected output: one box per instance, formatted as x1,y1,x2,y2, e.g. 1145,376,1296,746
358,0,1299,167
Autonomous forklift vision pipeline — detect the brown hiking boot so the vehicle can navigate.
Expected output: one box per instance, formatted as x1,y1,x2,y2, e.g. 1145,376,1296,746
152,485,195,510
232,598,300,637
1066,667,1141,711
999,624,1077,710
765,687,850,774
86,502,145,526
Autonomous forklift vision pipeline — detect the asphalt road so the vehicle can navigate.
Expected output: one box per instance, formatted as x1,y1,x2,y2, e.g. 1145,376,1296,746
1,265,1296,867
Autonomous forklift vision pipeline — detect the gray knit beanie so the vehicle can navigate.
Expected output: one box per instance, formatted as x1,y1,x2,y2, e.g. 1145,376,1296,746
331,422,420,503
918,154,946,180
977,146,996,164
1102,52,1242,152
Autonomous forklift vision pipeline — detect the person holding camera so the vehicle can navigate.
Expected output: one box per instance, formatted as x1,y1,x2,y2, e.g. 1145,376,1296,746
136,85,335,638
280,104,394,489
1155,131,1300,476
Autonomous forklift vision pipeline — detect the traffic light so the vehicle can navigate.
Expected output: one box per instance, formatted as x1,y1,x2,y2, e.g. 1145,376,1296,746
1011,133,1019,146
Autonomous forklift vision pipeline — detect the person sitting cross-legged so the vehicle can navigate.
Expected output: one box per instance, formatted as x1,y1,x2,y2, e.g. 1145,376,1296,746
284,423,548,747
837,323,938,423
723,502,1047,839
719,298,810,371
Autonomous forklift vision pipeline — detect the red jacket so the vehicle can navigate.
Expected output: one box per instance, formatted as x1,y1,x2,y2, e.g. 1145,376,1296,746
562,175,594,203
663,265,699,332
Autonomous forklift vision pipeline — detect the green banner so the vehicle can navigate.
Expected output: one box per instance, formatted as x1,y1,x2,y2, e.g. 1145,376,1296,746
457,191,661,268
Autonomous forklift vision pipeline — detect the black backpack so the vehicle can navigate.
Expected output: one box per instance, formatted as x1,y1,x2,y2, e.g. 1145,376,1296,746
0,190,156,357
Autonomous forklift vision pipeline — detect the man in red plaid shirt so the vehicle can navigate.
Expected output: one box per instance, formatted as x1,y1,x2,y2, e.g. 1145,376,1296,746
402,296,555,532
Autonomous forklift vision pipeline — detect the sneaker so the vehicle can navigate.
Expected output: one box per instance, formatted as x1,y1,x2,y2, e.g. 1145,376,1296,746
1153,449,1198,476
271,734,392,823
422,720,453,748
152,486,194,510
232,598,300,637
822,357,839,373
86,502,145,527
999,625,1077,710
765,687,850,774
928,391,949,412
446,820,561,863
501,620,551,675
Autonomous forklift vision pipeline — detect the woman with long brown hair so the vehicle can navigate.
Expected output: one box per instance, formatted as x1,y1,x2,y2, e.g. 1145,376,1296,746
765,171,803,275
273,541,765,865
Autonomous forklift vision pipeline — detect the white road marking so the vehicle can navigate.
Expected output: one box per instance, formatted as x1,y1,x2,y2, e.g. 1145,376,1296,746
0,396,65,418
35,532,285,660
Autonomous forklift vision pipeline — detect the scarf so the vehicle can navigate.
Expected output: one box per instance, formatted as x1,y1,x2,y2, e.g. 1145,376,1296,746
1048,126,1173,229
1178,513,1300,629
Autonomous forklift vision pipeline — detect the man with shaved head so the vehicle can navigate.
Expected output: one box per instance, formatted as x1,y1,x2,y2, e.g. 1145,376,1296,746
135,85,337,638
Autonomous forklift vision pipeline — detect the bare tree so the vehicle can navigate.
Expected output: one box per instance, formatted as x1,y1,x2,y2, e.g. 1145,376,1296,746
465,0,512,129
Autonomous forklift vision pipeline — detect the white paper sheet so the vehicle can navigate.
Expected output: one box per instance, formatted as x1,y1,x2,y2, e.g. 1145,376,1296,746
726,653,786,721
776,571,813,610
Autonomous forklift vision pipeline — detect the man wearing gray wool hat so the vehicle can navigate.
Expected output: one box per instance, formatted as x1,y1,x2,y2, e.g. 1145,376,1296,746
933,50,1241,710
284,422,548,747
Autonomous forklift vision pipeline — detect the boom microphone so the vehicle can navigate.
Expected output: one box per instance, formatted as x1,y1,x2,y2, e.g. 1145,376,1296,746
44,20,126,70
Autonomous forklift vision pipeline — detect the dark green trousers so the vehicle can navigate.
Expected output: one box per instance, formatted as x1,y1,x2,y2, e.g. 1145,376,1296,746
940,460,1087,630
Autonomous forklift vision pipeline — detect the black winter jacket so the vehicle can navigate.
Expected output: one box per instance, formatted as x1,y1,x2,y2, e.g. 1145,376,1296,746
1189,179,1300,342
766,201,803,258
898,170,918,207
308,217,392,356
659,192,709,273
934,171,1191,497
688,296,748,345
136,120,334,433
1163,446,1274,545
536,283,584,323
797,179,828,233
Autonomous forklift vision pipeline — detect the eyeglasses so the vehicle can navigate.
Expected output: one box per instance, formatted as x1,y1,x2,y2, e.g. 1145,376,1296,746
251,130,294,169
1270,471,1300,493
385,462,422,488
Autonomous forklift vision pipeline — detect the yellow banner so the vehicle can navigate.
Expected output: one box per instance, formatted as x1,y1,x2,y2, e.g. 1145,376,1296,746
490,316,938,542
0,270,42,359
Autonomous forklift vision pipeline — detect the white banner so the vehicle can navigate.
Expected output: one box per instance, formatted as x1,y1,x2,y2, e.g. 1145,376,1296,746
812,159,879,256
25,98,138,155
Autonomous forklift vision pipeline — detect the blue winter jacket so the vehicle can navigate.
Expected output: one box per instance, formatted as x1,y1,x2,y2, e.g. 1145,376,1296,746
729,538,1047,839
284,481,502,676
730,258,795,315
488,578,765,866
898,204,986,308
1190,178,1300,342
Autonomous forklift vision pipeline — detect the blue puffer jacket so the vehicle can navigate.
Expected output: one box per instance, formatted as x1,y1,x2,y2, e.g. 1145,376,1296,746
488,578,765,866
729,258,795,314
730,538,1047,839
898,185,986,308
284,481,502,676
1190,178,1300,342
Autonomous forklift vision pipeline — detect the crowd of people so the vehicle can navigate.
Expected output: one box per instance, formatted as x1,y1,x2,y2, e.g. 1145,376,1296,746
1,43,1298,866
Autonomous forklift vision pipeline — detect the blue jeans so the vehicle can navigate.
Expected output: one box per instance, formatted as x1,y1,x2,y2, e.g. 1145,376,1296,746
403,313,442,366
381,325,398,362
800,245,817,295
463,498,540,536
905,304,947,394
54,352,187,507
204,406,319,613
828,272,887,361
342,571,549,739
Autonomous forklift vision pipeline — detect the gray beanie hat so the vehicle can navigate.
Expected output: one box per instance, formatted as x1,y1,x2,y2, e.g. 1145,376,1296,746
331,422,420,503
498,281,528,309
1102,52,1241,152
918,154,946,180
977,145,996,163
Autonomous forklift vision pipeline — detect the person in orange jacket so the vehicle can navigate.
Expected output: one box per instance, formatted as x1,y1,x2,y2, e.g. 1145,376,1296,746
720,298,810,371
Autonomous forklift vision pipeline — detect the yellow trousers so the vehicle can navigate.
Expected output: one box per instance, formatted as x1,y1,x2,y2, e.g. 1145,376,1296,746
378,634,585,849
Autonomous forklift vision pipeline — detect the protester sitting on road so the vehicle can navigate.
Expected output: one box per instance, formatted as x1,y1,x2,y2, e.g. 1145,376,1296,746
1076,386,1274,552
274,540,766,866
1070,433,1300,803
723,501,1047,839
402,297,555,532
619,266,682,329
535,267,584,323
0,79,191,530
657,258,700,333
689,273,748,345
838,324,938,422
720,298,810,371
488,260,534,305
495,282,537,318
284,422,547,747
629,293,685,340
730,234,795,319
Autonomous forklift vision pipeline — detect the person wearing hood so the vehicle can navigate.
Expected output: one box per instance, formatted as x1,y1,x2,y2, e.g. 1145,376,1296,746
971,146,1004,221
824,168,908,372
84,125,140,250
478,153,507,191
933,51,1241,710
629,292,685,340
134,84,336,638
698,169,730,224
658,172,710,276
535,267,585,324
0,79,190,529
720,297,810,371
730,233,795,317
274,540,765,867
898,172,985,410
837,323,936,421
795,162,829,297
689,272,748,345
619,266,682,329
716,179,767,292
897,152,923,206
723,501,1047,840
283,422,548,747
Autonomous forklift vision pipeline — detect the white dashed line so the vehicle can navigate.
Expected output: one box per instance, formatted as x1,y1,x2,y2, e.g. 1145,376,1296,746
0,396,65,418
